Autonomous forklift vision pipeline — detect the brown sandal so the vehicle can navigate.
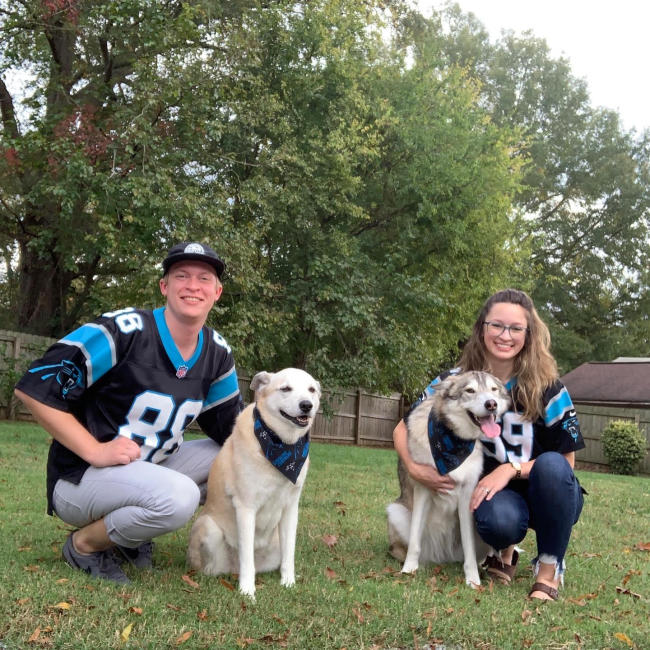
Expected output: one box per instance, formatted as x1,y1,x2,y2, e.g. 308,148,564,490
482,549,519,584
528,581,559,601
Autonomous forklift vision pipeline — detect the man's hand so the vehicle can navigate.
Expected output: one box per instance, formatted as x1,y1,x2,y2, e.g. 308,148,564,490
89,436,141,467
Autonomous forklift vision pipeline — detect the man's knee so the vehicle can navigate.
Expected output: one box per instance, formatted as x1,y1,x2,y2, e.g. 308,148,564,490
157,479,201,527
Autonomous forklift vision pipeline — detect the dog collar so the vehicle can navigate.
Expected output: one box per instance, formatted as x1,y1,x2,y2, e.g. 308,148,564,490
253,407,309,484
427,409,475,475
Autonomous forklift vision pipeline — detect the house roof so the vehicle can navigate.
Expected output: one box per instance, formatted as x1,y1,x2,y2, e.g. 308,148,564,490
560,361,650,405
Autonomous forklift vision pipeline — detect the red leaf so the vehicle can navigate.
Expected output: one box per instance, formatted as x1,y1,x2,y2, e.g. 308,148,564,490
325,567,338,580
322,534,338,548
182,574,199,589
635,542,650,551
219,578,235,591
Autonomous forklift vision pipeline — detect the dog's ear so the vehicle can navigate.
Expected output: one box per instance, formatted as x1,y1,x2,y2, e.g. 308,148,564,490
250,371,273,393
437,374,461,400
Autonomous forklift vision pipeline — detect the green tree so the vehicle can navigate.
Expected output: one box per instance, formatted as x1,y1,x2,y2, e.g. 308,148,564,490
428,5,650,370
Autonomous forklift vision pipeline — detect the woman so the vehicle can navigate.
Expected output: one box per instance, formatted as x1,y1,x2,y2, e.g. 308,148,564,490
393,289,585,601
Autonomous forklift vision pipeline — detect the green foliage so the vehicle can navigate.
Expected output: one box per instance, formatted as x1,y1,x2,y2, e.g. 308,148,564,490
601,420,648,475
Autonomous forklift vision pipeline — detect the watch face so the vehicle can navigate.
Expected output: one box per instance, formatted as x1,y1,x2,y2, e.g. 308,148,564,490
512,462,521,470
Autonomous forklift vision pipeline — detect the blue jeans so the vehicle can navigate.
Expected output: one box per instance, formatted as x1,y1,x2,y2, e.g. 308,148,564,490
474,452,584,570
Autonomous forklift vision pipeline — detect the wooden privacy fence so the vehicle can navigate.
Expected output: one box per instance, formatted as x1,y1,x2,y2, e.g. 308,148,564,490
573,403,650,474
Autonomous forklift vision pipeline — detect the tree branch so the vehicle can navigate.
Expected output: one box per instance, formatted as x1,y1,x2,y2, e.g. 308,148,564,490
0,76,20,139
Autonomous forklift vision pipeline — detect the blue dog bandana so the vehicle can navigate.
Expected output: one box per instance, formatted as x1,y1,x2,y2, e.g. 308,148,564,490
427,409,475,475
253,407,310,484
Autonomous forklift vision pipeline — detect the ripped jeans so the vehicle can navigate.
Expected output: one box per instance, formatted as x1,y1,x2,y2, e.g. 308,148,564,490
474,452,584,576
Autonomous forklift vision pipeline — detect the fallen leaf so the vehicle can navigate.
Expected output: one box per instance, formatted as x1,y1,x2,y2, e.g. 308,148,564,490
521,609,532,623
236,636,254,647
28,627,41,643
53,602,71,611
197,610,208,621
616,587,642,600
635,542,650,551
322,534,338,548
272,614,286,624
352,607,364,624
128,607,143,615
219,577,235,591
333,500,347,515
166,604,182,611
55,579,69,584
23,565,40,573
120,623,133,643
622,570,640,586
325,567,338,580
574,632,582,645
581,552,602,558
175,631,192,645
182,574,199,589
17,597,30,605
614,632,634,647
18,545,32,552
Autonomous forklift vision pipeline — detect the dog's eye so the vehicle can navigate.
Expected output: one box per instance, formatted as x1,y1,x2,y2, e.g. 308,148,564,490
308,386,316,393
280,386,292,393
465,388,475,394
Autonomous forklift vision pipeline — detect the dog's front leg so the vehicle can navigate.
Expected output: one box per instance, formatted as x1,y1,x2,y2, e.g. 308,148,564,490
458,488,480,588
278,497,300,588
235,504,257,598
401,484,431,574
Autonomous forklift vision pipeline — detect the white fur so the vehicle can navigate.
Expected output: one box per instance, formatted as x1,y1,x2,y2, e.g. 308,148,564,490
387,371,510,587
187,368,321,599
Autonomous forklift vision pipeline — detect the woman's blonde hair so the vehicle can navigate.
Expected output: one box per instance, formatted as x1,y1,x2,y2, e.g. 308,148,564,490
458,289,558,421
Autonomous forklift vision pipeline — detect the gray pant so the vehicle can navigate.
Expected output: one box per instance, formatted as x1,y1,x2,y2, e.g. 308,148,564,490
52,438,220,548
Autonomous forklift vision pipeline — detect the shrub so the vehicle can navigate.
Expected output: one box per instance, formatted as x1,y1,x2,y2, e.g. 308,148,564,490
601,420,647,475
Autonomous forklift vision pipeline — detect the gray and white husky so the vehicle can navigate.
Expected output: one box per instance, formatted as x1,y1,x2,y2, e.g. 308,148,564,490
387,371,510,587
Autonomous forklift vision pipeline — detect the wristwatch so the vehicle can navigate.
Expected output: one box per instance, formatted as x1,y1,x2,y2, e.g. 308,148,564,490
510,461,522,480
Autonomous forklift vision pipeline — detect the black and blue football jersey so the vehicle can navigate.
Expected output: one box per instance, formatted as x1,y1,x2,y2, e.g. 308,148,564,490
16,307,241,513
410,367,586,475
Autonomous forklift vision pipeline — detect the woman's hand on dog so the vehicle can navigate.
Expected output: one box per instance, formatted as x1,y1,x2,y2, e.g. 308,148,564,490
470,464,515,511
409,460,456,493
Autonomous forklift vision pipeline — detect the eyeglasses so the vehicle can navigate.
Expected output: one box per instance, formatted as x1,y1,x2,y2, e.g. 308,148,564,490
483,321,528,338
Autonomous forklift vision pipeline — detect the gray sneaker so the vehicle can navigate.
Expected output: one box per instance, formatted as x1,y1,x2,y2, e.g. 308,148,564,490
115,541,154,569
62,533,130,584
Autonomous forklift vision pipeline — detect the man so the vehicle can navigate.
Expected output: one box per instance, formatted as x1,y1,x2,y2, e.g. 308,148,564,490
15,242,241,584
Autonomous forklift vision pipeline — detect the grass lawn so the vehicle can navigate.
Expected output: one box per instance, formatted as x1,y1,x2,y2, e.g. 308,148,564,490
0,421,648,649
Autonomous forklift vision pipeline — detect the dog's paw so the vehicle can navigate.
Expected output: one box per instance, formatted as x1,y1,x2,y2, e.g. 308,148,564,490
401,561,419,574
465,575,481,589
239,581,256,600
280,575,296,588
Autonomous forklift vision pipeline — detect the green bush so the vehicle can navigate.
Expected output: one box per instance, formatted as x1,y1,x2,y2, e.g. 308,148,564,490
601,420,647,475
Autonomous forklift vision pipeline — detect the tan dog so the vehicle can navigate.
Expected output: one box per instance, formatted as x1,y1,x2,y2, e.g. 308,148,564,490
187,368,320,598
387,371,509,587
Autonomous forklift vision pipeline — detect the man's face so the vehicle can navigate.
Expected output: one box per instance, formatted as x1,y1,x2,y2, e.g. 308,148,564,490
159,261,222,324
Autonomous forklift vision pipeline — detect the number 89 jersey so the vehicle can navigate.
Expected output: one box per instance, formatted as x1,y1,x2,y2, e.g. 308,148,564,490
16,307,241,511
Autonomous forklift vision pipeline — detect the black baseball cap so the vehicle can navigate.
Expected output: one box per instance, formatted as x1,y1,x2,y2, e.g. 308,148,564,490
162,242,226,279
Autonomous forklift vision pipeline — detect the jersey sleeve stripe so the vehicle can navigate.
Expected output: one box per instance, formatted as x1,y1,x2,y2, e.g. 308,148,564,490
60,323,116,387
202,365,240,412
544,387,574,427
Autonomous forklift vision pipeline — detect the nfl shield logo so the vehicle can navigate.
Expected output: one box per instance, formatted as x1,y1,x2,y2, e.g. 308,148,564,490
176,365,188,379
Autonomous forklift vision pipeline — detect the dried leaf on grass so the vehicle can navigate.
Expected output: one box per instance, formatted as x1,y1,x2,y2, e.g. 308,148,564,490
182,574,199,589
635,542,650,551
120,623,133,643
322,533,338,548
219,577,235,591
175,631,192,645
616,586,642,599
614,632,634,647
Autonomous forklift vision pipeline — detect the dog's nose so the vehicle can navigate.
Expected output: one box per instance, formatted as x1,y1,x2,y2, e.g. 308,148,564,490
299,400,313,414
484,399,497,412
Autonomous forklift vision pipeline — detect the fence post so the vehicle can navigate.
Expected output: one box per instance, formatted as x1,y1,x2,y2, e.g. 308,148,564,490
355,388,362,445
7,333,21,420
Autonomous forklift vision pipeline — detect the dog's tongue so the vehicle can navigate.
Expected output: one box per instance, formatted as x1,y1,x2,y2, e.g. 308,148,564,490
479,415,501,439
